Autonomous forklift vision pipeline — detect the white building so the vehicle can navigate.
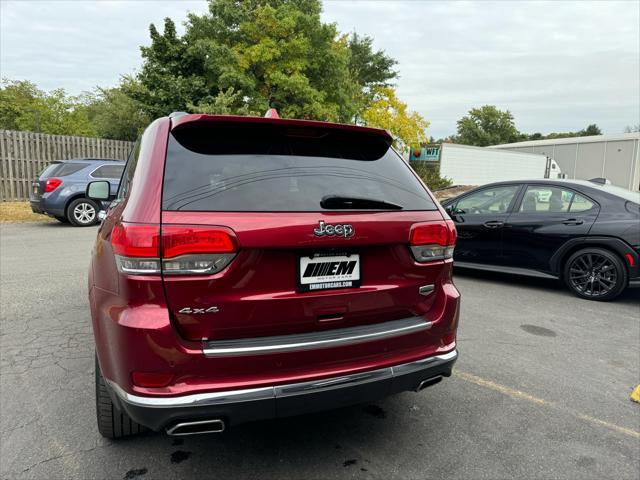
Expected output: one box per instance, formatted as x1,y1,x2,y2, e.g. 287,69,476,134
491,133,640,191
437,143,559,186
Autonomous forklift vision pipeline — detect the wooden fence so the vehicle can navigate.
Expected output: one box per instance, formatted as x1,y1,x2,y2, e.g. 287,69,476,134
0,130,135,201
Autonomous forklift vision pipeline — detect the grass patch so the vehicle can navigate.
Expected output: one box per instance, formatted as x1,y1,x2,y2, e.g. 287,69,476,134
0,202,54,223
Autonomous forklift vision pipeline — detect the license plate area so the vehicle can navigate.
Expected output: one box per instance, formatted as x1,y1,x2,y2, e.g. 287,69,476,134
298,253,361,292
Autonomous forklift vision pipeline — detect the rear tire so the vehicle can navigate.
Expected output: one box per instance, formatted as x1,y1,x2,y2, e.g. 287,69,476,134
563,248,627,301
95,356,146,439
67,198,99,227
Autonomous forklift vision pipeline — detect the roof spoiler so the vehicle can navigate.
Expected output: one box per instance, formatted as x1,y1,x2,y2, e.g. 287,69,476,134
588,177,611,185
169,114,393,146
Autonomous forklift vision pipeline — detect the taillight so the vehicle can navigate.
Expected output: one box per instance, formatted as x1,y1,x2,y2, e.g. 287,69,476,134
44,178,62,192
112,224,160,257
162,226,237,275
162,226,236,257
112,223,161,275
409,220,456,262
112,223,238,276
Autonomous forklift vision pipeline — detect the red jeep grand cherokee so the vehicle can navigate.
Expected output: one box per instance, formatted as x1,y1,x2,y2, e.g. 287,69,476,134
87,112,460,438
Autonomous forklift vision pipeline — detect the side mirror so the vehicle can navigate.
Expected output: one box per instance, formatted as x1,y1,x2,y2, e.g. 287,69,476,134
446,204,464,215
87,181,112,201
97,210,107,222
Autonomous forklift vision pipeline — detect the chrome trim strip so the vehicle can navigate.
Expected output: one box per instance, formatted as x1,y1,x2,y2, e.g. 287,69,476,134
107,350,457,409
275,368,392,398
107,382,274,408
391,349,458,376
202,317,432,357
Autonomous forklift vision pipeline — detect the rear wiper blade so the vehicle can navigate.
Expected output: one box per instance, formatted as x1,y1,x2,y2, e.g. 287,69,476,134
320,195,403,210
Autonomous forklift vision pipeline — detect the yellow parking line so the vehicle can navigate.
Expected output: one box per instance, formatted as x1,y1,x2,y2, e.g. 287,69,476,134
455,371,640,439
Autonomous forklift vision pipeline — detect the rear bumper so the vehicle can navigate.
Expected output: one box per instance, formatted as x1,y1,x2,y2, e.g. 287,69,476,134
29,199,44,214
107,349,457,432
30,195,65,217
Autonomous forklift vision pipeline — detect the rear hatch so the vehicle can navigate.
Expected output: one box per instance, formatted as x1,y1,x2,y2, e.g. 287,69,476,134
31,162,62,200
32,161,89,197
160,119,449,342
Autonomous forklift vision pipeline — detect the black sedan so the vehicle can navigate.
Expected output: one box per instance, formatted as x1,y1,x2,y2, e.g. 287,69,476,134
441,179,640,301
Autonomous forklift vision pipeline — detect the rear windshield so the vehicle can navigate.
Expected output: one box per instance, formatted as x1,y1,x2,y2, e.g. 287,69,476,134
162,124,436,212
597,184,640,204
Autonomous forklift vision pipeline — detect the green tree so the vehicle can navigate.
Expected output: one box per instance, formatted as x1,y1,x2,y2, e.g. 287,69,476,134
434,135,457,144
346,32,397,119
410,161,452,191
525,124,602,140
84,78,150,141
0,79,95,136
0,79,40,130
361,86,428,153
580,124,602,136
347,33,396,89
456,105,520,146
187,87,258,115
131,0,397,123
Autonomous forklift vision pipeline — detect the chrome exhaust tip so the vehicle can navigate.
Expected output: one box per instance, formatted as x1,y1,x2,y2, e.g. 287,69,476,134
415,375,443,392
166,419,226,436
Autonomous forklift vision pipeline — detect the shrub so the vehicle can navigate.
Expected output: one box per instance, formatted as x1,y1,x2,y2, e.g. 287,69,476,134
410,161,452,191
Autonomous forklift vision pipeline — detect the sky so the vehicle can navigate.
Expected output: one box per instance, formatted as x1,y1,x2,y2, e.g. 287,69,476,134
1,0,638,139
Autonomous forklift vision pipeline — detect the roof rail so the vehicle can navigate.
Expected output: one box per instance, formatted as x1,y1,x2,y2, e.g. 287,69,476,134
169,111,189,118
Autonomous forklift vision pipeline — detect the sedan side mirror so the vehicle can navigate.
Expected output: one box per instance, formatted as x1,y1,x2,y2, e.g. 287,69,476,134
87,181,113,201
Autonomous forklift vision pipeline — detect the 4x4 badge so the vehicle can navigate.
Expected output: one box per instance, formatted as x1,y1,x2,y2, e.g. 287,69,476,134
314,220,354,238
179,306,219,314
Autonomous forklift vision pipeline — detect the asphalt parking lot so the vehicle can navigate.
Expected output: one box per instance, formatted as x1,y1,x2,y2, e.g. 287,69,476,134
1,222,638,480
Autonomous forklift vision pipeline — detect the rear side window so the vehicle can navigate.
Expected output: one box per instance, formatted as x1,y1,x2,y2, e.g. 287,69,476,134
569,194,595,213
55,163,89,177
117,139,141,201
162,124,436,212
91,164,125,179
519,186,597,214
38,163,61,179
520,186,572,213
